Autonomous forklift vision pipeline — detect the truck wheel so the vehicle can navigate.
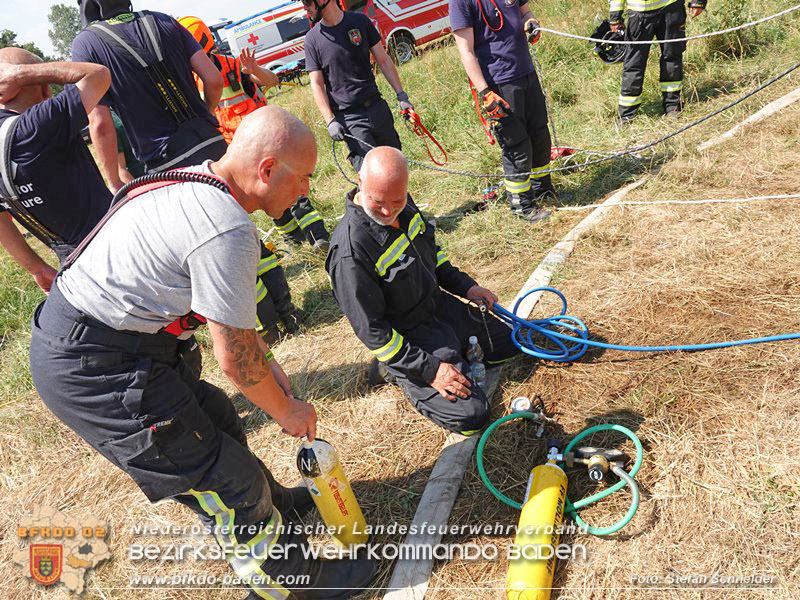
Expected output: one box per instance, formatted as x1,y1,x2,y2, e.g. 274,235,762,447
389,33,416,64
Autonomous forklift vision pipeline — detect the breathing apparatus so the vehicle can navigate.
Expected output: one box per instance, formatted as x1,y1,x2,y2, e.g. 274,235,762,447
77,0,133,28
477,401,643,599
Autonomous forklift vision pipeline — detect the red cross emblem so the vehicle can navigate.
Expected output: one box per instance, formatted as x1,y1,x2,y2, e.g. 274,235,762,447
247,33,259,46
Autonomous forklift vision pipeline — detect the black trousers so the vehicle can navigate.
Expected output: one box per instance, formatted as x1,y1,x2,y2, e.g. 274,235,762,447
29,284,309,598
619,1,687,118
274,196,330,246
336,98,401,173
491,73,553,206
255,241,296,334
389,293,518,434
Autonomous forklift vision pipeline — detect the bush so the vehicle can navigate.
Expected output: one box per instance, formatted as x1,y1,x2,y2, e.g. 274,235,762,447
699,0,786,60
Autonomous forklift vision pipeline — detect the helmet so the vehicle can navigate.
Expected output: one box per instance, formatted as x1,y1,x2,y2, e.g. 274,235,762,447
178,16,215,54
591,20,625,64
77,0,133,28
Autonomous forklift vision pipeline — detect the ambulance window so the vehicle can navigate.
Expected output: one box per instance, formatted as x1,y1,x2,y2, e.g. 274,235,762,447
277,16,311,42
345,0,368,11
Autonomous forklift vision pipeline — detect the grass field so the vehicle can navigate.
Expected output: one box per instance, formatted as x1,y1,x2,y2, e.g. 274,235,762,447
2,0,800,598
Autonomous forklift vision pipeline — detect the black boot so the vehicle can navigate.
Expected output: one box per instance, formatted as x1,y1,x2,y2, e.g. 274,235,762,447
508,190,551,224
367,358,396,387
260,462,316,519
292,554,377,599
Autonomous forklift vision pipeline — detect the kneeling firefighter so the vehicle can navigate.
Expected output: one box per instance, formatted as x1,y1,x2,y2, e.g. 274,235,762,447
611,0,707,121
180,15,331,253
29,107,375,599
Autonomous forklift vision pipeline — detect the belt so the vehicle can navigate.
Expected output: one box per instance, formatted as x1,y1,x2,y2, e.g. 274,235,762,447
36,283,182,357
339,95,381,112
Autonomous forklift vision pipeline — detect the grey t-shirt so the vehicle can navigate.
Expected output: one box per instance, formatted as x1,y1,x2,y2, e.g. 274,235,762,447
58,161,259,334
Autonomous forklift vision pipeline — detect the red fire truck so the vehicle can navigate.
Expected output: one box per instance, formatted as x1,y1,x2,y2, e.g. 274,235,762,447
221,0,451,70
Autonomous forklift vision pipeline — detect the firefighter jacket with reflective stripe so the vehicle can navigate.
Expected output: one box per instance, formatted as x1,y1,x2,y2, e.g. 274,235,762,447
610,0,703,18
326,190,478,384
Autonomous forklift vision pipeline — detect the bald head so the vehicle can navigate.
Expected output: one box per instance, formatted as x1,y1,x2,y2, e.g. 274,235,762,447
217,105,318,218
0,47,43,66
360,147,409,194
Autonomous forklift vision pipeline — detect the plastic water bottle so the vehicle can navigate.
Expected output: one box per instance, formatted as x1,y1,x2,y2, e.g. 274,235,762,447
466,336,486,390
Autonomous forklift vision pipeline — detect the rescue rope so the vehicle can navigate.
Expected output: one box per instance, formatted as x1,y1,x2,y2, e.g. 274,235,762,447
534,2,800,45
400,108,448,165
555,193,800,211
492,287,800,363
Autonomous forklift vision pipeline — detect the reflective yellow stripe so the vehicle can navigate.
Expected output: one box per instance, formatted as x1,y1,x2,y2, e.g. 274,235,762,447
258,255,280,276
374,214,426,276
256,280,268,303
610,0,625,11
504,178,531,193
531,164,550,180
436,249,447,268
297,210,323,230
460,429,481,436
659,81,683,92
276,219,299,233
624,0,678,11
187,490,289,598
618,95,642,107
219,92,248,107
487,356,516,366
372,329,403,362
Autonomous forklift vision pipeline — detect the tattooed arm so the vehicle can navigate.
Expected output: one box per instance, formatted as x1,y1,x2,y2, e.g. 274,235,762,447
208,319,316,440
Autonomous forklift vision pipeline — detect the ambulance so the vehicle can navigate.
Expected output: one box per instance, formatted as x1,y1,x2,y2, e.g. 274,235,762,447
221,0,451,69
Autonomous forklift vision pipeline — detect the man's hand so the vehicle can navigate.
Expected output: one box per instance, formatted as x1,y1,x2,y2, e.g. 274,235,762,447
397,90,414,112
609,20,623,33
524,18,541,44
273,396,317,440
0,63,23,103
688,2,705,17
479,89,510,120
327,119,346,141
31,265,57,293
431,362,471,401
239,48,259,76
466,285,498,309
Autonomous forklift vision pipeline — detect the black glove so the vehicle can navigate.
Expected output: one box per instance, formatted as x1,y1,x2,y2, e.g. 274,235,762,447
327,119,345,142
687,0,706,8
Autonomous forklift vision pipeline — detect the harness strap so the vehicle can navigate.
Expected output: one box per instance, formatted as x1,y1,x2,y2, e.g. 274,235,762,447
0,115,65,246
400,108,448,166
469,80,495,145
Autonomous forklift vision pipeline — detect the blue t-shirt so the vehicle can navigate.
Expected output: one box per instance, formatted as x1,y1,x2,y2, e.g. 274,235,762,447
71,11,215,163
304,11,383,112
0,85,111,247
449,0,534,86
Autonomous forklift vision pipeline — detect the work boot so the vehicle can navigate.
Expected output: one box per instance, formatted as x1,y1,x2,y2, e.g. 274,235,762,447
367,358,396,386
313,238,330,253
260,464,315,519
513,206,552,224
293,555,377,599
509,190,551,224
281,307,305,336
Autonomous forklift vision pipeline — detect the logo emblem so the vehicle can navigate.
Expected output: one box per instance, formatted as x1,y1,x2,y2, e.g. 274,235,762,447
348,28,363,46
30,545,62,586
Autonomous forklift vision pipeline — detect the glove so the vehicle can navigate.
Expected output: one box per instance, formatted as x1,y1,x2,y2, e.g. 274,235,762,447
397,90,414,112
524,18,541,45
479,88,510,120
609,13,624,32
687,0,706,8
327,119,345,142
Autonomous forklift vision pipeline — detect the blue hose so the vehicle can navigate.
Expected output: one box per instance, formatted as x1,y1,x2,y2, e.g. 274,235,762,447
492,287,800,362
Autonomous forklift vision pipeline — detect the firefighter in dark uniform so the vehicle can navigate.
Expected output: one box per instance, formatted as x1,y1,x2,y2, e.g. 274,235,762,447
29,107,375,599
303,0,414,174
327,147,521,434
611,0,707,121
450,0,558,223
180,15,331,252
0,48,112,289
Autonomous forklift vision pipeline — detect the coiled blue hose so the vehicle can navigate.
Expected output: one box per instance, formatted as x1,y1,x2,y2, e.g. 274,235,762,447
492,287,800,362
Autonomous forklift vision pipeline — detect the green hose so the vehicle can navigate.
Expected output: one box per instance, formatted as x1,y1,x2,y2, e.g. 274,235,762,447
476,414,643,536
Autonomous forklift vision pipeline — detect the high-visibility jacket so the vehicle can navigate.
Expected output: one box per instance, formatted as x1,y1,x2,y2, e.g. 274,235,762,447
610,1,706,26
326,190,478,384
196,53,267,144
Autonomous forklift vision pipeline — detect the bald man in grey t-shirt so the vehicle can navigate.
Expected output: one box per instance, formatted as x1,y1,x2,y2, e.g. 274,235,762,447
29,106,376,598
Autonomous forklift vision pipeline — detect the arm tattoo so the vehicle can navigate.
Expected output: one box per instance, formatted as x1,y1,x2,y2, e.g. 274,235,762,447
219,326,271,388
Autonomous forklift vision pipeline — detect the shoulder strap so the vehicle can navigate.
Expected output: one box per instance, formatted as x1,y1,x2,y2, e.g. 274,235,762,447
0,115,64,246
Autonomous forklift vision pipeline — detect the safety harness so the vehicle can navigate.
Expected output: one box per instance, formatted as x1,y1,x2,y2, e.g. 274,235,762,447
86,12,199,124
400,108,448,166
0,115,66,247
62,170,232,337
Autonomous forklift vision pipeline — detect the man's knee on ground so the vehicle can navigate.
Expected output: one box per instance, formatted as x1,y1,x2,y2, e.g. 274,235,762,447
452,393,490,435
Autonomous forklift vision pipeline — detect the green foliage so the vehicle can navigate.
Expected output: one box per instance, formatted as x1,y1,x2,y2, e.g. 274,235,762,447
699,0,787,60
48,3,81,60
0,29,48,60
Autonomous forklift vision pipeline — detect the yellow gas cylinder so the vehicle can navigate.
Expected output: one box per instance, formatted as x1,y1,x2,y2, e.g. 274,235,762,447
507,446,568,600
296,438,369,548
